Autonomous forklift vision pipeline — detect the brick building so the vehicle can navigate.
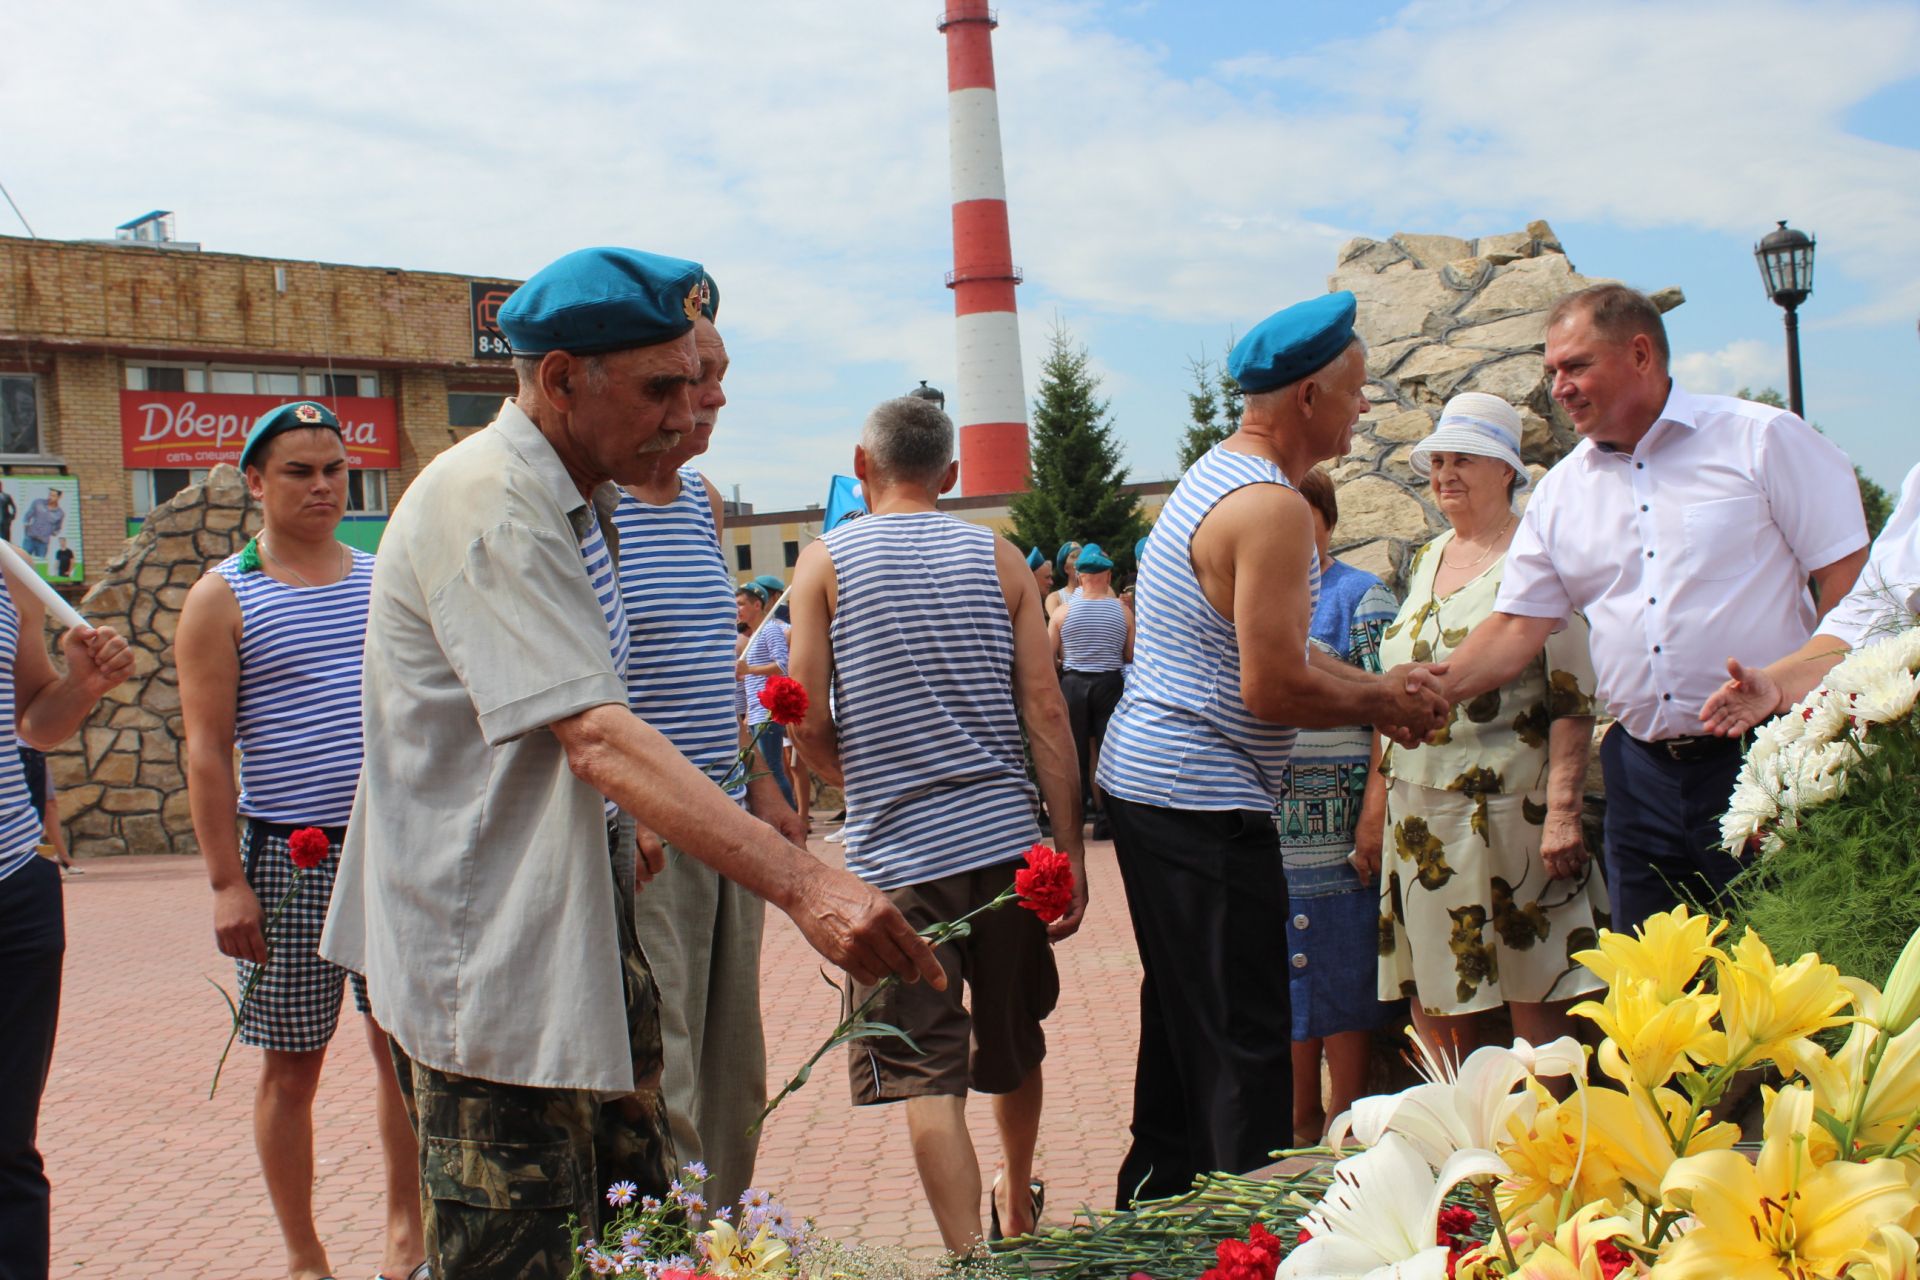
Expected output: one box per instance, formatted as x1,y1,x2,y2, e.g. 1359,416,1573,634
0,220,519,587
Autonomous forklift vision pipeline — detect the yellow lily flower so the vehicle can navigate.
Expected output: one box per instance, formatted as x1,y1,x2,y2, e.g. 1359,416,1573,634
1787,1015,1920,1157
1844,1223,1920,1279
702,1219,792,1279
1508,1203,1646,1279
1581,1084,1738,1206
1715,929,1855,1070
1656,1085,1918,1280
1574,905,1725,1003
1571,978,1724,1092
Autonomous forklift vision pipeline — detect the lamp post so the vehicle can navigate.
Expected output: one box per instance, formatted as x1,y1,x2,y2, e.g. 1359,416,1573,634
907,380,947,411
1754,220,1816,418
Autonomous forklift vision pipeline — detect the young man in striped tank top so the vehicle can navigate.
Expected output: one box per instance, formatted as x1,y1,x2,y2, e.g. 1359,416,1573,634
0,568,133,1280
176,403,425,1280
1048,543,1133,840
786,396,1086,1253
612,293,804,1211
1095,294,1451,1207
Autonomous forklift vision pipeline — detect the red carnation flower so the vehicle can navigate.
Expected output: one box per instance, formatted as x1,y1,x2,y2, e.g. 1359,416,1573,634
1594,1240,1634,1279
758,675,810,726
1014,843,1075,924
287,827,331,870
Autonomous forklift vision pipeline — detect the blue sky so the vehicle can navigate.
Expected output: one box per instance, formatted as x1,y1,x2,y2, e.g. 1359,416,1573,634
6,0,1918,505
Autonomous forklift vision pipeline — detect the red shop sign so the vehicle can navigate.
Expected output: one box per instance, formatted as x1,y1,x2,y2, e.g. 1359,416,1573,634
118,391,400,469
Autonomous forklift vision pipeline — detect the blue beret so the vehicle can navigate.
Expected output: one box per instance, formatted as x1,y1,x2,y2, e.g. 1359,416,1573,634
499,247,707,357
1026,547,1045,571
1228,291,1359,395
1077,544,1113,573
1135,536,1150,566
1055,541,1082,574
752,574,787,596
239,401,341,470
738,580,768,603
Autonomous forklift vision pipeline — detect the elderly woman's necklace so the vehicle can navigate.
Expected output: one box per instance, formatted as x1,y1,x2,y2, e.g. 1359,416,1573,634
1442,514,1516,572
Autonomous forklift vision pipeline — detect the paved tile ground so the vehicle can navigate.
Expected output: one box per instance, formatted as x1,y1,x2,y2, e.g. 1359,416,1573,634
44,831,1138,1277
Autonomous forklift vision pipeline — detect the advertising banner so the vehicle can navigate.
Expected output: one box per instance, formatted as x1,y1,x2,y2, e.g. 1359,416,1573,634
470,280,516,359
0,475,83,584
118,391,399,469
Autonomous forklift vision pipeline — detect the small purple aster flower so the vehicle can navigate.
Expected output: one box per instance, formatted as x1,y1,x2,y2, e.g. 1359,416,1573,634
621,1228,646,1251
640,1195,663,1213
607,1180,639,1209
712,1205,732,1224
682,1160,709,1181
587,1248,619,1275
739,1187,771,1209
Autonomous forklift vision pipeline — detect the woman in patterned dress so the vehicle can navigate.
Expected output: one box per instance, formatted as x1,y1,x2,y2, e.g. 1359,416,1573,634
1367,394,1606,1061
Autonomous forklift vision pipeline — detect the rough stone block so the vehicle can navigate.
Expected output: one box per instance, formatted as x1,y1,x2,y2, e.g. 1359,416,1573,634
1476,231,1534,263
1332,266,1459,347
162,789,195,833
156,585,190,611
1458,255,1584,321
138,762,185,790
205,508,246,531
1458,354,1548,410
1447,312,1548,351
1334,538,1399,584
50,752,88,789
169,562,203,585
73,810,115,838
57,783,103,821
152,609,180,644
1394,343,1482,390
83,727,115,769
194,530,234,559
72,835,125,859
141,680,182,713
1371,410,1435,443
1526,219,1562,250
101,787,162,814
206,465,250,508
1649,285,1686,313
121,813,173,857
1335,476,1437,541
1338,237,1408,272
1441,258,1493,291
1392,234,1473,269
94,752,139,785
145,507,200,536
83,583,134,617
136,565,170,590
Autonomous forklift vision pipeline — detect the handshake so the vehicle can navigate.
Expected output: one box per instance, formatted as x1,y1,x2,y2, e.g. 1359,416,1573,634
1376,662,1453,748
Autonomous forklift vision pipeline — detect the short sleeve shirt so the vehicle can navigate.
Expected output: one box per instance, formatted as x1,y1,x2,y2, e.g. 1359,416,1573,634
1821,462,1920,649
1493,385,1867,740
320,400,638,1094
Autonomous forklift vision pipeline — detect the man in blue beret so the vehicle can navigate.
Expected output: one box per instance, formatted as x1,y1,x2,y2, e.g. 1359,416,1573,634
322,247,942,1277
1096,290,1450,1206
609,277,801,1212
1045,541,1082,620
1027,546,1055,597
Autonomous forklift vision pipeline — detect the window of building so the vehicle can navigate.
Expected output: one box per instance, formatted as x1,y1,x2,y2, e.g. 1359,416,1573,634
736,544,752,572
346,470,388,514
133,467,388,517
783,540,800,568
125,365,377,397
0,375,41,456
448,392,507,427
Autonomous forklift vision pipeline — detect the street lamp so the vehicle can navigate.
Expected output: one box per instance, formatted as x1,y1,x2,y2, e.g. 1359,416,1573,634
1754,220,1816,418
907,380,946,410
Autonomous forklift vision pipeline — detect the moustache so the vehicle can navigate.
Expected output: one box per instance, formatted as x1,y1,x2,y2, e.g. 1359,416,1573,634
638,430,684,455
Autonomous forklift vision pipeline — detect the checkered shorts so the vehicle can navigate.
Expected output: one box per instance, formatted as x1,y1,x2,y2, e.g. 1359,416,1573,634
235,820,369,1053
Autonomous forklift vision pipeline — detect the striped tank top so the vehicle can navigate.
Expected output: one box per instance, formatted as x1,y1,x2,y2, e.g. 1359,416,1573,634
1097,444,1321,812
0,584,48,882
1061,595,1128,672
742,619,790,729
581,510,630,817
823,511,1038,890
211,547,375,826
611,472,743,800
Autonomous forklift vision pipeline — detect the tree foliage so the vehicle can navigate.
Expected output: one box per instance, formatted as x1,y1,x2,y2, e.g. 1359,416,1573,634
1006,323,1149,577
1177,351,1243,472
1736,386,1892,539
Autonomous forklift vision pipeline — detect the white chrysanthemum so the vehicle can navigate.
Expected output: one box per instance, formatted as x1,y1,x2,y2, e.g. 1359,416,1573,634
1801,688,1852,744
1829,639,1907,697
1853,670,1920,726
1890,627,1920,672
1720,783,1779,854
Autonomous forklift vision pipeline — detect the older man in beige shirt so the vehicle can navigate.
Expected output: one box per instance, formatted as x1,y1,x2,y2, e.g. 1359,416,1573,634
322,247,940,1279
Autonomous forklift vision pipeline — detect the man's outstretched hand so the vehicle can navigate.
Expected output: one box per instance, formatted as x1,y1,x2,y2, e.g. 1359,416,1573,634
787,862,947,990
1701,657,1783,738
1378,662,1452,748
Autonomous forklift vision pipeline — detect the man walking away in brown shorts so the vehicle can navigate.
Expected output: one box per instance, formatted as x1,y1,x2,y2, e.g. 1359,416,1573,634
787,395,1087,1254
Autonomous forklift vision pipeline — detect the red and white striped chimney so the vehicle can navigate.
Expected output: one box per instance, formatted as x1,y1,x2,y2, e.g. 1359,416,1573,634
939,1,1029,496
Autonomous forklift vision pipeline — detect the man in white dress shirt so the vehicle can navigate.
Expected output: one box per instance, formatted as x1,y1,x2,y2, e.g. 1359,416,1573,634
1435,283,1867,928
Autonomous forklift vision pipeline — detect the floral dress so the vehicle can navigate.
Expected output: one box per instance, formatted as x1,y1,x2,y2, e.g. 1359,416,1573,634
1376,532,1607,1016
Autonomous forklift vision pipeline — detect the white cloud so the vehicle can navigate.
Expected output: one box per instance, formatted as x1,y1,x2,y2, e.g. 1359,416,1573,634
1672,339,1784,395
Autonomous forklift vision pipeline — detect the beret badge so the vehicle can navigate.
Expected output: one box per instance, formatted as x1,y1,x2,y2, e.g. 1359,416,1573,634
293,403,323,423
684,281,708,323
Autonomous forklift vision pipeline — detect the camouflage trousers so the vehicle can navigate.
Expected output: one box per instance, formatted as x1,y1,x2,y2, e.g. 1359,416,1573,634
388,841,675,1278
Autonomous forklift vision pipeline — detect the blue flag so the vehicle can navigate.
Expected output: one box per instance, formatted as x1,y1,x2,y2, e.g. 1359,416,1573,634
822,474,867,530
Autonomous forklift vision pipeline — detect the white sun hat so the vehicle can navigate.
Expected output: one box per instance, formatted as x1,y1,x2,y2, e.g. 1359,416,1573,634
1408,391,1530,495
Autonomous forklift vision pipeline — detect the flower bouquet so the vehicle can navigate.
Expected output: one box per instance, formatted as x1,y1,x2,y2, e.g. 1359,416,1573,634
1721,625,1920,985
572,1164,806,1279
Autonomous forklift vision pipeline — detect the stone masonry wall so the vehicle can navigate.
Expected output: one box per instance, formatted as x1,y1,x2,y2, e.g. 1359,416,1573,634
1325,220,1683,586
51,465,259,858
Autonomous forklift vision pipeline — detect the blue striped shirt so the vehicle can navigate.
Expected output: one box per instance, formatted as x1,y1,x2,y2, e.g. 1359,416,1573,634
211,549,374,826
611,472,743,799
1061,595,1128,672
742,619,790,729
823,511,1039,890
581,512,629,817
1097,444,1321,812
0,585,46,882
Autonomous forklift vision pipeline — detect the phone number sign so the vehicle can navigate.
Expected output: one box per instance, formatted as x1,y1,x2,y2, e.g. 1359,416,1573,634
470,281,517,360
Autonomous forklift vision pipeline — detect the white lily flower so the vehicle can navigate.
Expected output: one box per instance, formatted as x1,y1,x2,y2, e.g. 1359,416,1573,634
1279,1134,1507,1280
1328,1034,1586,1174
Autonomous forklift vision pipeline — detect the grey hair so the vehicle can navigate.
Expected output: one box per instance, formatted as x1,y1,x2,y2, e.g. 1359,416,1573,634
861,396,955,484
513,352,606,392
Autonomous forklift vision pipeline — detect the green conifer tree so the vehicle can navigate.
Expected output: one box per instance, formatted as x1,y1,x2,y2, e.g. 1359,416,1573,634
1006,323,1149,577
1176,353,1242,471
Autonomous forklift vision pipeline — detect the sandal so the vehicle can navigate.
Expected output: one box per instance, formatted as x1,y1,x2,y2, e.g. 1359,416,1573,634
987,1175,1045,1243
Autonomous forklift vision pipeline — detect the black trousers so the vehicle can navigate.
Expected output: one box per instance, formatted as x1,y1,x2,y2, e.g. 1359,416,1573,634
1107,794,1291,1207
1061,669,1125,811
0,858,62,1280
1600,730,1745,932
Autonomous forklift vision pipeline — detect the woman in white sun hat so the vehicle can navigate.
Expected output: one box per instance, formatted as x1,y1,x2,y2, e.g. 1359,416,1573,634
1365,391,1606,1063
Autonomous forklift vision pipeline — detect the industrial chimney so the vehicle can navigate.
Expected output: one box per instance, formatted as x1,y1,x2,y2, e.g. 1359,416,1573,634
939,2,1029,496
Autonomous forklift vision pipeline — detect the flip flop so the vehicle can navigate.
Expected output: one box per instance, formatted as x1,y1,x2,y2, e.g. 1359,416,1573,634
988,1176,1045,1243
